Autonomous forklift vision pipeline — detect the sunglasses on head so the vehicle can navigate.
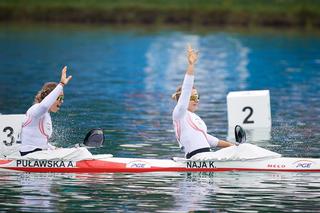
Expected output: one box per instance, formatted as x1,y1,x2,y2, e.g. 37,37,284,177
190,94,200,102
56,95,64,101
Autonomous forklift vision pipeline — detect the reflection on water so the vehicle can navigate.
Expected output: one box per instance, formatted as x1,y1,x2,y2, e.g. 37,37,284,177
1,172,320,212
144,33,250,102
1,26,320,211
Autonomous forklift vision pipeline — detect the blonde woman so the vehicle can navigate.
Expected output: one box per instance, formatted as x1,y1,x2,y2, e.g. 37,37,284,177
172,45,234,160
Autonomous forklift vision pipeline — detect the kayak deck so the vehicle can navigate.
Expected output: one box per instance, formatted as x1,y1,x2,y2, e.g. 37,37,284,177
1,157,320,173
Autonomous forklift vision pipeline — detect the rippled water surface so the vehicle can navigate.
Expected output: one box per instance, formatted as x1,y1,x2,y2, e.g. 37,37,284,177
1,25,320,212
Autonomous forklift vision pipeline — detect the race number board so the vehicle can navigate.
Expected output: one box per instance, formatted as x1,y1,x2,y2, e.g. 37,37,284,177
0,114,25,147
227,90,271,128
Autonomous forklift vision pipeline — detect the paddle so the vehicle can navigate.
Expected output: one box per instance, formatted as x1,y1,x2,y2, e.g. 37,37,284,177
76,128,105,148
234,125,246,144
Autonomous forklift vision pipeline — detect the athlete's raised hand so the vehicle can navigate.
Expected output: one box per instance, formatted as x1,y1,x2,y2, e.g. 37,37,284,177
187,44,199,66
60,66,72,86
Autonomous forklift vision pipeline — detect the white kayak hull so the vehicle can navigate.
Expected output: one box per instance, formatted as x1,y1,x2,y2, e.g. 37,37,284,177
0,156,320,173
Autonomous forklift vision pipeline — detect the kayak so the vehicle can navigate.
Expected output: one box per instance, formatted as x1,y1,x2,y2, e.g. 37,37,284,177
1,152,320,173
1,127,319,173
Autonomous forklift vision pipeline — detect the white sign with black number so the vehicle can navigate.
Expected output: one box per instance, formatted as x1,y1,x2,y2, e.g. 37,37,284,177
0,114,26,157
227,90,272,128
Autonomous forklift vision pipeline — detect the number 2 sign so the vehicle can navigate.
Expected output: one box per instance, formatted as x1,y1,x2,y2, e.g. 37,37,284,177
227,90,271,128
242,106,254,124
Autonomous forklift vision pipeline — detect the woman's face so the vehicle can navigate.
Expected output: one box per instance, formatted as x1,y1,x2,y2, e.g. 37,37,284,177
50,92,64,113
188,89,200,112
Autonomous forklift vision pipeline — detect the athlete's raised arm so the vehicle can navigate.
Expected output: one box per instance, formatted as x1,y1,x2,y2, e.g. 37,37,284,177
30,66,72,118
172,45,198,120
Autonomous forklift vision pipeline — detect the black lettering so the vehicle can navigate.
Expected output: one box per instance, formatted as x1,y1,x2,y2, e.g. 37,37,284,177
243,106,254,124
60,161,65,167
53,161,59,167
192,162,198,168
16,160,22,166
27,160,32,167
187,161,215,168
202,162,207,168
3,126,15,146
22,160,27,167
34,161,39,167
38,161,47,167
209,161,215,168
47,161,52,167
67,161,74,167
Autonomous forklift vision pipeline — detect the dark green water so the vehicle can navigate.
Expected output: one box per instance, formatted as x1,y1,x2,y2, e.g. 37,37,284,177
1,25,320,212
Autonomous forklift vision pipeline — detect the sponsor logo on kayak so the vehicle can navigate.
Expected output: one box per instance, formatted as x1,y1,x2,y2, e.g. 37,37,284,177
267,164,286,168
187,161,216,168
16,160,75,168
293,160,314,168
126,161,151,168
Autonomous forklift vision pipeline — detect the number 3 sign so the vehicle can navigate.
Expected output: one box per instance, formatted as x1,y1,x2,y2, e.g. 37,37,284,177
227,90,272,128
0,114,26,147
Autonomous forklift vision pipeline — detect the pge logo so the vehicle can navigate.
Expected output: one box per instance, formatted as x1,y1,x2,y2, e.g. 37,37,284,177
293,160,314,169
126,161,151,168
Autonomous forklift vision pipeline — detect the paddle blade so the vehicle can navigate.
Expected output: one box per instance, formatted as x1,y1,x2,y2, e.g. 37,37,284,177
83,129,105,148
234,125,246,143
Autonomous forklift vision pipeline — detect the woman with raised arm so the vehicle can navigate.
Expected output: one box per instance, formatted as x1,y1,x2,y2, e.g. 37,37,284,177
20,66,72,156
172,45,234,160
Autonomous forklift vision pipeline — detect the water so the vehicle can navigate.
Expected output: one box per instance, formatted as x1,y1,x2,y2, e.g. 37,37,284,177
1,25,320,211
1,172,320,212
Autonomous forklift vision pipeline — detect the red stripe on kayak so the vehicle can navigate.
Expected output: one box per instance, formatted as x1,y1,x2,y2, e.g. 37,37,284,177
76,160,127,168
0,160,12,165
2,166,320,173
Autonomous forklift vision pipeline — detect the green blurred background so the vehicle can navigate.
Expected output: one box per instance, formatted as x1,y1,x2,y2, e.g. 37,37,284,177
1,0,319,29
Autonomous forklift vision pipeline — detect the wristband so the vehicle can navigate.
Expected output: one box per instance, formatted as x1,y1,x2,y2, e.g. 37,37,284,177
59,82,65,86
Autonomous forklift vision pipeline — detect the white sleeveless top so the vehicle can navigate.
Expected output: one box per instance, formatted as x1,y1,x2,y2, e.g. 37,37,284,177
172,74,219,156
20,84,63,152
